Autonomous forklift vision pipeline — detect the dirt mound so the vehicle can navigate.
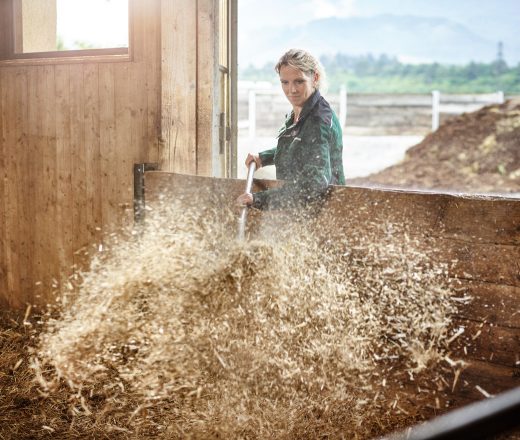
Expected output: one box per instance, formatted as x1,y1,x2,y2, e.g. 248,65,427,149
348,99,520,193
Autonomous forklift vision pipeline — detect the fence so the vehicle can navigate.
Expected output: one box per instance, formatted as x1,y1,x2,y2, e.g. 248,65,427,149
238,82,508,136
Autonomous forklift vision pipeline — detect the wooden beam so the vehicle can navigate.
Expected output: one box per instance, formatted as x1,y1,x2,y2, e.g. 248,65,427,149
161,0,197,173
0,0,15,59
196,0,217,177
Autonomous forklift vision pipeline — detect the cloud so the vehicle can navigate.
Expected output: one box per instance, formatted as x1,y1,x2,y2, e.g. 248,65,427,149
306,0,358,19
239,0,358,32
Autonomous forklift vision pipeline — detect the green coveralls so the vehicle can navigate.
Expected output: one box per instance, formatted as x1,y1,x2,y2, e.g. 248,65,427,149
252,90,345,210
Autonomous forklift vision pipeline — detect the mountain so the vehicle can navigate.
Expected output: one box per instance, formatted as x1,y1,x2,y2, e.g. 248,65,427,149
238,14,519,68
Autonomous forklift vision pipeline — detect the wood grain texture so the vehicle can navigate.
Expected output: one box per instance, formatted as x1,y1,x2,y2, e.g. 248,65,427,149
0,63,7,305
196,0,217,177
143,171,520,408
1,0,223,307
450,317,520,366
160,0,217,175
453,280,520,328
161,0,197,174
54,64,74,285
0,0,162,307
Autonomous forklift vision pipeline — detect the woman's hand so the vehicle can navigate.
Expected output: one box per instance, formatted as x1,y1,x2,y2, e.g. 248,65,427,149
245,153,262,169
236,192,254,206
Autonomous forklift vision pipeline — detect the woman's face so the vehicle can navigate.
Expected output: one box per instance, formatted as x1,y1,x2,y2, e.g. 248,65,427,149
279,65,318,109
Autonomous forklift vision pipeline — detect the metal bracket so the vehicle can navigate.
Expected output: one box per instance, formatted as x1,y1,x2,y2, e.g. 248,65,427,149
133,162,159,224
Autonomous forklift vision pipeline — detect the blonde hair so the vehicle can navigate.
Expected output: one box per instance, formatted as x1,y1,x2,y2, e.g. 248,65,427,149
275,48,327,92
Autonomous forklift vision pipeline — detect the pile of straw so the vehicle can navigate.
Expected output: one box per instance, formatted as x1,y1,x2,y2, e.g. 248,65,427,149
32,199,461,438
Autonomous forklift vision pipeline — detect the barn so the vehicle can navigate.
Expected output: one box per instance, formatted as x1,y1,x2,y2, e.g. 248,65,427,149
0,1,519,438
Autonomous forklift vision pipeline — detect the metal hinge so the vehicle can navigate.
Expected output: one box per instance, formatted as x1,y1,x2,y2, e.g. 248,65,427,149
219,113,231,154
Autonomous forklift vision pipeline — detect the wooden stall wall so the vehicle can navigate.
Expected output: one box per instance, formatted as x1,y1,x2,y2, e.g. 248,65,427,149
160,0,219,176
0,0,222,309
0,0,164,309
143,172,520,413
0,0,218,309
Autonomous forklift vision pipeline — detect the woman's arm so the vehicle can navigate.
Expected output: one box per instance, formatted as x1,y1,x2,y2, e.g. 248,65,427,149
258,147,277,167
253,117,332,210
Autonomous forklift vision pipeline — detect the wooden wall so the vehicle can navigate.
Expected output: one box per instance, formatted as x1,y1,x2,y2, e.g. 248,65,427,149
143,171,520,415
0,0,220,309
160,0,219,176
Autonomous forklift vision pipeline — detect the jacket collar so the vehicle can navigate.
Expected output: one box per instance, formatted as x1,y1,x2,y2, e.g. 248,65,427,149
285,89,321,128
278,89,321,137
297,89,321,123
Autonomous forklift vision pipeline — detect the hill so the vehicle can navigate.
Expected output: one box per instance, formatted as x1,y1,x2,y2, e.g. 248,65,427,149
239,14,520,68
347,99,520,193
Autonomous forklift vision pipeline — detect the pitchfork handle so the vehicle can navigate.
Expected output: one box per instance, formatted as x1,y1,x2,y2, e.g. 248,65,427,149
237,161,257,240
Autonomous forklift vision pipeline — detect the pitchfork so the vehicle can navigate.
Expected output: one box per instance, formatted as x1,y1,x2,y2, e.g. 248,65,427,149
237,161,256,240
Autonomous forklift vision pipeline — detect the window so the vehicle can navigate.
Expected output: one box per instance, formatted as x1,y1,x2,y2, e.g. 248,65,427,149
0,0,130,61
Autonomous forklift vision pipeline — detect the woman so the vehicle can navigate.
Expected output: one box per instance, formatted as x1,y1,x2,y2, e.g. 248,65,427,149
237,48,345,211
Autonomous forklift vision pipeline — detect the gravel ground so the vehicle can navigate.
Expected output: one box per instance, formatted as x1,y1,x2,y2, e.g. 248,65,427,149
237,134,423,179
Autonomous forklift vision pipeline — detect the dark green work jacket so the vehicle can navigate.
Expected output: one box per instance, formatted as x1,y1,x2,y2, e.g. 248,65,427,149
252,90,345,210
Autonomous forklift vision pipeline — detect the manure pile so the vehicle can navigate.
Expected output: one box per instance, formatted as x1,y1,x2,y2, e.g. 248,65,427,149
20,200,462,439
349,98,520,193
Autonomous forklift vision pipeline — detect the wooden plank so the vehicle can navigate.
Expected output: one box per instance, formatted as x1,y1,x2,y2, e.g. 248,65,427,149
2,69,23,307
37,64,58,303
453,280,520,328
441,242,520,287
28,66,47,301
143,171,248,232
20,67,37,304
114,63,133,227
69,64,88,269
144,171,244,205
320,186,520,287
196,0,216,176
127,7,148,168
438,197,520,245
449,359,520,405
0,71,6,303
161,0,197,173
54,64,74,286
323,187,520,246
392,359,520,419
450,318,520,367
83,64,103,249
0,1,14,59
159,0,174,170
99,63,118,231
144,0,161,165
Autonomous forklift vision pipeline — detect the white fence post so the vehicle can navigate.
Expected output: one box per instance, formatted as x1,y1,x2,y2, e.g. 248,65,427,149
248,89,256,138
339,84,347,129
497,90,505,104
431,90,440,132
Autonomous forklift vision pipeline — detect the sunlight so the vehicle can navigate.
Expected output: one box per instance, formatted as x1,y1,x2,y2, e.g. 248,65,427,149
56,0,128,50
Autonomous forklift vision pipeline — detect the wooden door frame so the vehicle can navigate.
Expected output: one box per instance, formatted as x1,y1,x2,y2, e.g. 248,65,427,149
229,0,238,178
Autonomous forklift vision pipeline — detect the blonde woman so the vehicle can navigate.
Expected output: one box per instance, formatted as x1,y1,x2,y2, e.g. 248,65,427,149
237,48,345,210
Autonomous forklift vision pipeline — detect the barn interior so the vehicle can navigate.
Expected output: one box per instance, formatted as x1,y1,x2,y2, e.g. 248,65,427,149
0,1,519,438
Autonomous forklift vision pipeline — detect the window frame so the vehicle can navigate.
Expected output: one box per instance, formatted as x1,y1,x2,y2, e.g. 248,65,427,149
0,0,133,65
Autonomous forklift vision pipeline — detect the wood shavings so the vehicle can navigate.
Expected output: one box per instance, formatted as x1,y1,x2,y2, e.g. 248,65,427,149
475,385,494,398
28,199,461,439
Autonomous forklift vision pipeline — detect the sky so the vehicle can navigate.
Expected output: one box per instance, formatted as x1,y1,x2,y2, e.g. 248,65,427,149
239,0,519,34
53,0,519,64
57,0,128,49
238,0,520,66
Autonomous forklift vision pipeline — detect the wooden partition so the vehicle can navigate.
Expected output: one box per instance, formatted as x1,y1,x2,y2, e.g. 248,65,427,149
143,171,520,413
0,0,225,309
